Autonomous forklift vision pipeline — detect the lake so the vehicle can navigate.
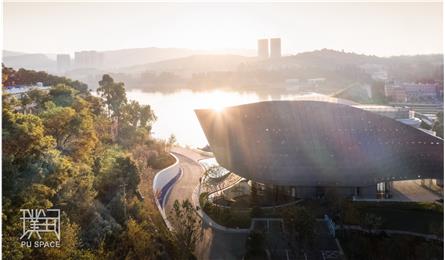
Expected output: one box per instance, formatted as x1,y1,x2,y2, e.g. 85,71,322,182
126,89,340,147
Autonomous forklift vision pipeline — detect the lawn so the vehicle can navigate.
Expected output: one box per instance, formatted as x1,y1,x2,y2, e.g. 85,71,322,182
204,206,252,228
299,199,443,234
202,195,444,234
149,153,176,169
351,201,443,234
200,196,252,228
298,199,329,218
338,230,443,260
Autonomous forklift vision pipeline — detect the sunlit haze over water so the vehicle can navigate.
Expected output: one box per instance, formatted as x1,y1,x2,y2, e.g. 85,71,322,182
126,90,344,147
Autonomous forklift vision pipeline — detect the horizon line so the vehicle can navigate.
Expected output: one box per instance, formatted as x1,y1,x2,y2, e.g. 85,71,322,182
3,47,443,59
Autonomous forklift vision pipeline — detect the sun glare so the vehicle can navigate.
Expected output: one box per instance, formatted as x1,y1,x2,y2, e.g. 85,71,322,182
197,91,234,112
212,104,225,112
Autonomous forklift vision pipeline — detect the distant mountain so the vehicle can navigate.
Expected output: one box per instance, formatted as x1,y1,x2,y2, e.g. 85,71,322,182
102,48,206,69
2,47,256,72
102,47,255,69
283,49,382,68
280,49,443,69
119,54,255,75
3,50,26,57
3,53,56,72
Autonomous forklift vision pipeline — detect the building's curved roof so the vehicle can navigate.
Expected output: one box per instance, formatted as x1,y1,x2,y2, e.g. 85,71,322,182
195,100,443,187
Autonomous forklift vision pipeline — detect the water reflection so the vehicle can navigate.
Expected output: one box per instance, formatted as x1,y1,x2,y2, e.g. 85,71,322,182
126,89,337,147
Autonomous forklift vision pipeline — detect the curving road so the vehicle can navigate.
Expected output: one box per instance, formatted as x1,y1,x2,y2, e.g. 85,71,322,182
165,147,248,260
164,152,203,214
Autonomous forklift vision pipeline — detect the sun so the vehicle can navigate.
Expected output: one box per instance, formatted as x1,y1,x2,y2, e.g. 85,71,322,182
202,91,228,112
212,103,225,112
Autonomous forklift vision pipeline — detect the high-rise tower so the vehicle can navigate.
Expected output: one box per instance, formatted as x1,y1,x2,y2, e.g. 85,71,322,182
257,39,269,59
270,38,281,58
56,54,71,72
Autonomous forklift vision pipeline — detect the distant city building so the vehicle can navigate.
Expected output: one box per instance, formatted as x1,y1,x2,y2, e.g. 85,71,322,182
404,83,438,101
74,51,104,69
4,83,51,98
385,82,439,103
56,54,71,72
355,104,422,128
385,85,408,103
270,38,281,58
257,39,269,59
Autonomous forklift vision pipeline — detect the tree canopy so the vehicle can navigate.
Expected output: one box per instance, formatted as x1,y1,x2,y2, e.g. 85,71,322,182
2,64,88,93
2,70,179,259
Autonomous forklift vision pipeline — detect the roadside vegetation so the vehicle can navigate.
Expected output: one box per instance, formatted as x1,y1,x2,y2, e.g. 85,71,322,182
2,65,193,259
168,199,202,260
433,111,444,138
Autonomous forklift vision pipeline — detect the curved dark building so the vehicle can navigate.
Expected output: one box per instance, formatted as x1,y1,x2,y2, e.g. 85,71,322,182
195,100,443,191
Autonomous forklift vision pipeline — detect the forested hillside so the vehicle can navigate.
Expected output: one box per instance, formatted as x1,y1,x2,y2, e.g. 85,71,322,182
2,66,189,259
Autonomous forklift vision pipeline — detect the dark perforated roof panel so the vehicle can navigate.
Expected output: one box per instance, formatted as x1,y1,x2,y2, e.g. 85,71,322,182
195,101,443,187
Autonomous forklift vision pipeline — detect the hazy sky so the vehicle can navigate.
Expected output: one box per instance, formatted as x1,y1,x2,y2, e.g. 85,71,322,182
3,2,443,56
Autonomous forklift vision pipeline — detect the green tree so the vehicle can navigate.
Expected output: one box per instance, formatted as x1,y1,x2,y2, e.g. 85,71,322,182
432,111,443,138
2,64,16,86
245,230,266,259
2,65,88,93
2,93,21,112
371,80,387,104
95,156,140,204
118,125,150,148
19,94,32,113
117,218,168,259
168,199,201,259
97,74,127,118
139,104,156,129
40,105,98,162
55,163,96,223
41,220,95,260
83,95,104,116
2,109,54,160
118,100,156,148
49,84,77,107
2,68,174,259
121,100,141,127
168,134,177,147
281,206,316,250
27,88,50,113
40,105,76,148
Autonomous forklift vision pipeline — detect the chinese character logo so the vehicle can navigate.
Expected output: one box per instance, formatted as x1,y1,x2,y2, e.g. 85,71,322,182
20,209,61,241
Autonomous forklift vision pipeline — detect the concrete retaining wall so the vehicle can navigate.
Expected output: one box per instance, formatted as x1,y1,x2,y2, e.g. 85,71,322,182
152,153,181,229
